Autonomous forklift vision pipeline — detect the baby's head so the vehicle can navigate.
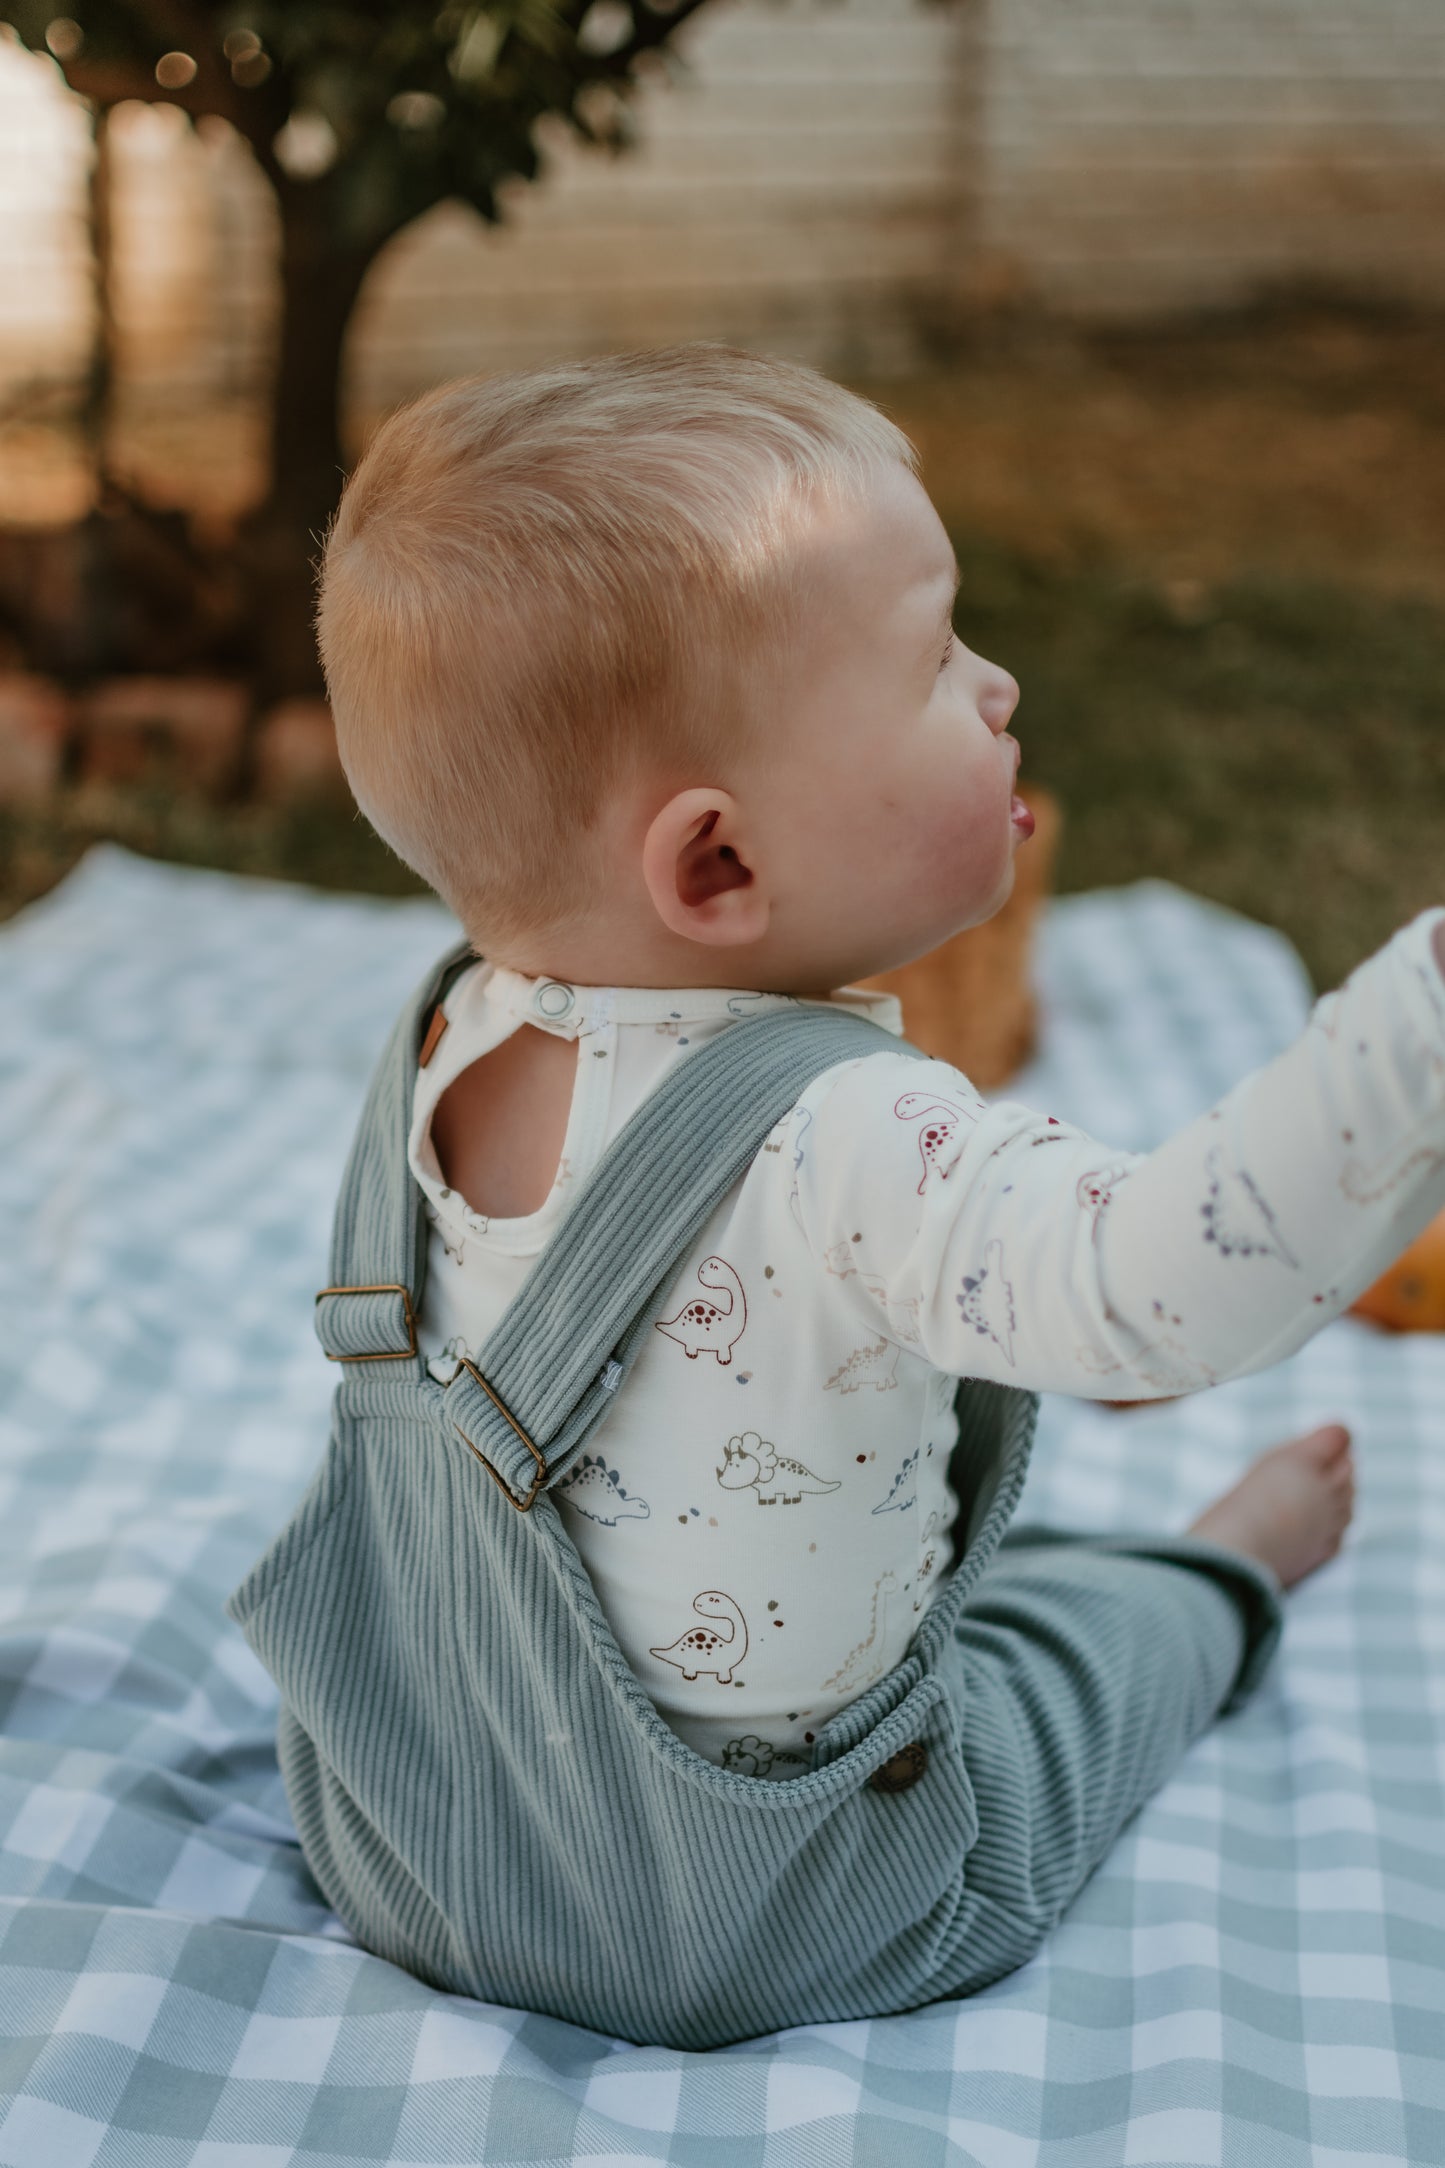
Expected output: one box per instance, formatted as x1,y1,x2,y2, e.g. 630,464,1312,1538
317,342,1023,998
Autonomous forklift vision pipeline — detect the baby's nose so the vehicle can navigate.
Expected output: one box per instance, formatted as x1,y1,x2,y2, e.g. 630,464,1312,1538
979,670,1020,729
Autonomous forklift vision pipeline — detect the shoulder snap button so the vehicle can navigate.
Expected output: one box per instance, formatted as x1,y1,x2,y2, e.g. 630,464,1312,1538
869,1742,928,1793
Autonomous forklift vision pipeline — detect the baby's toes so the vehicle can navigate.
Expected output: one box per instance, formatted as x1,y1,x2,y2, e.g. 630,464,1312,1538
1313,1422,1353,1463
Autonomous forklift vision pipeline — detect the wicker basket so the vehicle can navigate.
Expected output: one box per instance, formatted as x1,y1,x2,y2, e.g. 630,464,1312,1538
856,782,1063,1091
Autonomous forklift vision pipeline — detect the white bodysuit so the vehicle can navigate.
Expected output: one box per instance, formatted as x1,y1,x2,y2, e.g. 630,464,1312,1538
407,908,1445,1780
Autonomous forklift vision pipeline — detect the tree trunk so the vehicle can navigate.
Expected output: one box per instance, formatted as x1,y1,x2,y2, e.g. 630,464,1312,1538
241,186,374,702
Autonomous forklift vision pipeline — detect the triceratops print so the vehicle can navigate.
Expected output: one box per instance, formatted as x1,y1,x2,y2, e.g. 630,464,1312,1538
824,1335,900,1393
1200,1142,1300,1269
894,1089,984,1196
717,1429,841,1504
956,1237,1017,1366
554,1453,651,1525
650,1590,749,1683
721,1734,809,1777
654,1255,747,1363
871,1445,918,1515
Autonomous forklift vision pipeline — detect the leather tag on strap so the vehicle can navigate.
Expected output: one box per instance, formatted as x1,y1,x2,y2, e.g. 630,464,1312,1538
418,1005,449,1067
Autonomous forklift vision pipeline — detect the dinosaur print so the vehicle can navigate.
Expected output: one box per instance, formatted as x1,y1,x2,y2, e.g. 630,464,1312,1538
1339,1128,1445,1205
819,1570,898,1694
716,1430,841,1504
1069,1300,1219,1396
824,1334,900,1394
912,1507,947,1609
893,1089,984,1195
1310,953,1445,1203
425,1197,467,1267
785,1104,814,1235
654,1255,748,1364
650,1590,749,1683
1200,1142,1300,1268
554,1453,651,1525
870,1445,918,1515
1076,1160,1139,1249
819,1240,925,1346
424,1331,473,1385
955,1237,1017,1366
726,991,799,1021
721,1734,809,1777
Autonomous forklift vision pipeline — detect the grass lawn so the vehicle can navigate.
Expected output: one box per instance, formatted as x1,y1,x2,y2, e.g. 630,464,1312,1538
3,306,1442,999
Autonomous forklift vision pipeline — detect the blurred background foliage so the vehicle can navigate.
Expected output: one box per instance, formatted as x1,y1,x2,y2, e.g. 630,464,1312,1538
0,0,712,690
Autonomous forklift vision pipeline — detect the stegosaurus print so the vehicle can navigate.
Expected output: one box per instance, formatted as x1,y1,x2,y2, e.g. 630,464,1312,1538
1200,1142,1301,1268
823,1334,900,1394
955,1237,1017,1367
554,1453,651,1525
654,1255,748,1364
716,1430,841,1505
870,1445,918,1515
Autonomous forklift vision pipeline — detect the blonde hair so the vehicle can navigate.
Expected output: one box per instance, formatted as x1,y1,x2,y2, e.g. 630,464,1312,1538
316,341,919,956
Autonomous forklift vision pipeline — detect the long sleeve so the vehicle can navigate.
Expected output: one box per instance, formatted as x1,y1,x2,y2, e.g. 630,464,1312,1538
791,906,1445,1399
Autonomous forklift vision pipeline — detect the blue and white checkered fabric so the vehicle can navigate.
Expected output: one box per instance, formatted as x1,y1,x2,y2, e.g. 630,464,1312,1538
2,840,1442,2168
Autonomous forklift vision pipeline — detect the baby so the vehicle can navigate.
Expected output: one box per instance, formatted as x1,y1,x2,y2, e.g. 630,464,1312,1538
229,342,1445,2047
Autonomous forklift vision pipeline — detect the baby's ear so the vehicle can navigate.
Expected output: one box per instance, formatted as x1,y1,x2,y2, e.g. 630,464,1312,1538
640,786,770,949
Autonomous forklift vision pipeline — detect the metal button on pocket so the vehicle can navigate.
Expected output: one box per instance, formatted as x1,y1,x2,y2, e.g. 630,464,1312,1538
869,1742,928,1793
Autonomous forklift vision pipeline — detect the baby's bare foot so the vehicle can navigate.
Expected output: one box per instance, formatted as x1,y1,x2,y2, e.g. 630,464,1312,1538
1186,1423,1355,1591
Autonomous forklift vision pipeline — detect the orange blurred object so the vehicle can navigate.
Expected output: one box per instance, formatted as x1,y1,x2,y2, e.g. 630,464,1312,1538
856,784,1063,1091
1347,1205,1445,1333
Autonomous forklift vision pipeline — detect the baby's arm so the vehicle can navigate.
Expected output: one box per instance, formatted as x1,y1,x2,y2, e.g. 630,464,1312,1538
792,906,1445,1399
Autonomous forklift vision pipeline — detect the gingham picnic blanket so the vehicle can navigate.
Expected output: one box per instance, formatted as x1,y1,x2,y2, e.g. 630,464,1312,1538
2,839,1442,2168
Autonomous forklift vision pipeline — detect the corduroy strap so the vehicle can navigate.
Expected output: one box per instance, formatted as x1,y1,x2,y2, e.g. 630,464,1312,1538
317,942,931,1508
313,936,478,1371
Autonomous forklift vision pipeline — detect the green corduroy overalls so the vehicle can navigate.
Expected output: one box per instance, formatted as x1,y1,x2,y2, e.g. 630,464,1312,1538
226,935,1285,2051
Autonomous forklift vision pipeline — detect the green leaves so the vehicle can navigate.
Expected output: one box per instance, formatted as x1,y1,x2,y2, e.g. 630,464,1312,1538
0,0,699,239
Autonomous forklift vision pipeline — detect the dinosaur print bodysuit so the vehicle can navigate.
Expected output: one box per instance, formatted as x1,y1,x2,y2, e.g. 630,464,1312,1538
407,910,1445,1779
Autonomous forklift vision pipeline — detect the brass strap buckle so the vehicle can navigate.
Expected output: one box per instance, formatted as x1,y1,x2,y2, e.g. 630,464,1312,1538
453,1357,548,1512
315,1283,418,1362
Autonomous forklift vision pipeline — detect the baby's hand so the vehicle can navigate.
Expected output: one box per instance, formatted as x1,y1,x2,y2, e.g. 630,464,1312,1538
1433,920,1445,985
